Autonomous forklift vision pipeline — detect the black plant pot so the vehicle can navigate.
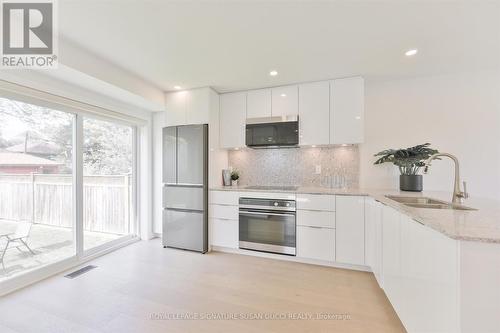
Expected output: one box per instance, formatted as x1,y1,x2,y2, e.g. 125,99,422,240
400,175,423,192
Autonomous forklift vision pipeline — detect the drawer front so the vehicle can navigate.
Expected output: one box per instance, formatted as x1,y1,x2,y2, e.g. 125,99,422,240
297,210,335,228
297,226,335,262
209,204,238,220
211,218,238,249
209,190,239,205
296,194,335,211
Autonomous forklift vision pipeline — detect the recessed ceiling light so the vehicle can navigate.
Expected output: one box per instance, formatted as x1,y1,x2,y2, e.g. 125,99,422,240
405,49,418,56
174,85,182,90
355,116,361,120
280,93,287,97
269,70,278,76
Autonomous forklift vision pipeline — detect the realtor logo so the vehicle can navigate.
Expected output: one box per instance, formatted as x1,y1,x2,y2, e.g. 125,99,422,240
1,0,58,68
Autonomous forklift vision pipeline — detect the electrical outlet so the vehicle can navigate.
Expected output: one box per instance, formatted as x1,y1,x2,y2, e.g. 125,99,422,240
315,165,321,174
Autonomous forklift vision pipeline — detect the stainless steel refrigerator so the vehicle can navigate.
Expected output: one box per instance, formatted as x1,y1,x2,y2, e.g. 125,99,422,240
162,124,208,253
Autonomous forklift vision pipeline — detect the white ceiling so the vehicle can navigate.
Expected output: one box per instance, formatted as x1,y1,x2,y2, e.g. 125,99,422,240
59,0,500,93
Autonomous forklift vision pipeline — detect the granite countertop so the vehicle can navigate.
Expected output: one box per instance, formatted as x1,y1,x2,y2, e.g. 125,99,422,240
210,185,500,244
210,185,370,196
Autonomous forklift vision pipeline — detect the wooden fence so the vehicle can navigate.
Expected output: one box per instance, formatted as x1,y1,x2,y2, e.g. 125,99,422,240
0,173,131,235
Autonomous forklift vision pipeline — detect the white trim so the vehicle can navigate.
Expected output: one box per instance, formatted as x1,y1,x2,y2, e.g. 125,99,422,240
82,234,137,258
132,126,138,236
0,82,148,292
75,115,84,258
80,118,138,255
0,236,140,297
138,120,154,240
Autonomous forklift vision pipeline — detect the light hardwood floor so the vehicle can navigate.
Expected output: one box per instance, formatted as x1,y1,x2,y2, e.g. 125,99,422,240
0,239,405,333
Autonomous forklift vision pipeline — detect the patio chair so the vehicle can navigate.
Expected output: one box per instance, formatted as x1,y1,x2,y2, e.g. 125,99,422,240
0,221,35,271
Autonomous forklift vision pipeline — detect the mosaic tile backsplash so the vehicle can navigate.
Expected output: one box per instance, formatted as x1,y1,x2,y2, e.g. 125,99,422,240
228,146,360,188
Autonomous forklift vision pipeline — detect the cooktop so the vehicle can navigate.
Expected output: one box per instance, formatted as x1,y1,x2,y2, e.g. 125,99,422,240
243,185,299,191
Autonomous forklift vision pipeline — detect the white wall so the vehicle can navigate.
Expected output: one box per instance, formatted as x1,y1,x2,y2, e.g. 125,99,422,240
360,70,500,200
58,38,165,110
0,69,155,120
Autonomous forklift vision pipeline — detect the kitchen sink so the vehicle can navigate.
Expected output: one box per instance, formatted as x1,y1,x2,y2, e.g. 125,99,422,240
385,195,476,211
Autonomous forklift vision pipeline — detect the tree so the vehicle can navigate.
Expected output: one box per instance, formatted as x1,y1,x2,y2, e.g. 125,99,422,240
0,97,133,175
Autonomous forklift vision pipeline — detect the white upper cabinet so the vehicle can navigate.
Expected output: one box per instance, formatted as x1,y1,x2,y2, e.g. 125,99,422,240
247,89,271,119
335,195,365,265
271,85,298,117
165,91,187,127
220,92,246,149
186,88,210,125
330,77,364,144
298,81,330,146
165,88,214,126
215,78,364,149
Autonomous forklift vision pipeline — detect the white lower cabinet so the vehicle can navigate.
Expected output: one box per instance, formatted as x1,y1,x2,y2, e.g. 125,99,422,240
381,204,401,306
209,204,238,220
335,195,365,265
382,204,459,333
297,210,335,228
209,190,239,249
206,189,486,333
209,190,239,206
296,194,335,211
297,226,335,262
296,194,336,262
365,198,383,286
399,215,459,333
211,218,238,249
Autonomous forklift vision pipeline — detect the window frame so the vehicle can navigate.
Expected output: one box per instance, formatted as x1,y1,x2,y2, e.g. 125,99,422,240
0,81,144,295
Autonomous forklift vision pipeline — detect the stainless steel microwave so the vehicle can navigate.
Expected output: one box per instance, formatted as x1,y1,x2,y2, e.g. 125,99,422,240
245,116,299,148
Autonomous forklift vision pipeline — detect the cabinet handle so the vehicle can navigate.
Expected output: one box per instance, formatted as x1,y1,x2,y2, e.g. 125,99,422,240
240,211,295,218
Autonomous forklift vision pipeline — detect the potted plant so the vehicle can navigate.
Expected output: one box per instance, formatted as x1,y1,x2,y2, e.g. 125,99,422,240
374,143,439,192
230,170,240,187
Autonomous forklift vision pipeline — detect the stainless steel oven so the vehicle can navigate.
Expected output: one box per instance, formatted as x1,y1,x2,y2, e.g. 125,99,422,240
239,197,296,256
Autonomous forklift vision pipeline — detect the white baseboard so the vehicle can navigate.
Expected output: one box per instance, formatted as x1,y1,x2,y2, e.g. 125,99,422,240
210,245,371,272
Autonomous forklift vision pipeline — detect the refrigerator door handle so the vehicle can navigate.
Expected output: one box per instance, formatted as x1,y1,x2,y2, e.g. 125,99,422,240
164,207,204,213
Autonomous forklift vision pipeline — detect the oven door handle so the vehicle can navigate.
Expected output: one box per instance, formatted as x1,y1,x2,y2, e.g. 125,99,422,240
239,210,296,218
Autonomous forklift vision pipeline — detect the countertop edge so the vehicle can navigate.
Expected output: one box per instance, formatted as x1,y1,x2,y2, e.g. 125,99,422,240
209,186,500,244
209,186,369,196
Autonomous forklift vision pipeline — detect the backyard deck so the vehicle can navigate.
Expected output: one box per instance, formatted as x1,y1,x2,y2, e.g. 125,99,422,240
0,220,121,281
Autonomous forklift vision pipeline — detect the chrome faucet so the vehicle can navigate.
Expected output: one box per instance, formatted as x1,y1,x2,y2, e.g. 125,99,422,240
423,153,469,204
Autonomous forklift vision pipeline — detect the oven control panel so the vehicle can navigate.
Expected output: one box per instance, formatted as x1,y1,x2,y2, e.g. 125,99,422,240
239,197,296,211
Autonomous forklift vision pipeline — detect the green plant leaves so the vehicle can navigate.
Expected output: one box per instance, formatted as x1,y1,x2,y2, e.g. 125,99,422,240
373,143,439,175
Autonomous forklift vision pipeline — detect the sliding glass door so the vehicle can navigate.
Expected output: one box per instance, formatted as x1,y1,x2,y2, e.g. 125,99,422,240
0,93,138,283
82,117,135,251
0,97,75,280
